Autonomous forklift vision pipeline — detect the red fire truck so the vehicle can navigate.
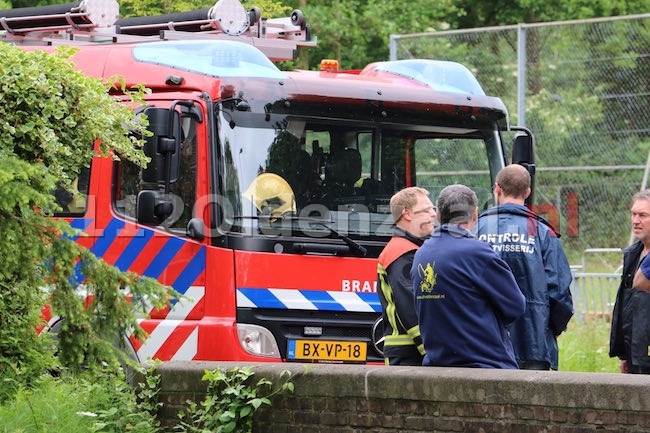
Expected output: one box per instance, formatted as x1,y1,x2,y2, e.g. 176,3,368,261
1,0,535,364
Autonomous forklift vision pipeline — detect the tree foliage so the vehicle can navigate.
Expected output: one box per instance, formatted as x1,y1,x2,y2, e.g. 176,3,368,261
299,0,650,68
450,0,650,28
299,0,457,69
13,0,650,69
117,0,289,18
0,43,175,399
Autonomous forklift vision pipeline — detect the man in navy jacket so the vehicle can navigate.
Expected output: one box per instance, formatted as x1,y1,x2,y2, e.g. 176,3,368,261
412,184,525,369
475,164,574,370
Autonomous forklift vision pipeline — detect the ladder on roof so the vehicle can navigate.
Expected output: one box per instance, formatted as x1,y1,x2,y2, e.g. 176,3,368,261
0,0,315,61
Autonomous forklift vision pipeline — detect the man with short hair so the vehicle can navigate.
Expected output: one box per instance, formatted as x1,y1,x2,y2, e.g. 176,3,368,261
475,164,574,371
413,184,525,369
377,186,436,365
610,190,650,374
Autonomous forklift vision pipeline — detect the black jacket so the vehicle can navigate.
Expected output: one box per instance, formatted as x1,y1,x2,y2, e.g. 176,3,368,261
377,228,425,365
609,241,650,367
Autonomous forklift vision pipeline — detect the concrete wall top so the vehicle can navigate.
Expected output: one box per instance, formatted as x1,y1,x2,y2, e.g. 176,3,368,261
151,361,650,412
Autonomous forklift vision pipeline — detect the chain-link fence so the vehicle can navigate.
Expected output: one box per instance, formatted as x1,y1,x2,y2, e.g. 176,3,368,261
390,15,650,268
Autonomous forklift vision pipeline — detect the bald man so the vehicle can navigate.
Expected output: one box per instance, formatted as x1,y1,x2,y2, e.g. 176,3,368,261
474,164,574,371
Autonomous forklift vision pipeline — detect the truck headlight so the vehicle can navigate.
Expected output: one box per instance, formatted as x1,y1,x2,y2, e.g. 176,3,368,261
236,323,281,358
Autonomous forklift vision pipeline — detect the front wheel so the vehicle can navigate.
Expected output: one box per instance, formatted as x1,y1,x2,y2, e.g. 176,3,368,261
45,318,140,370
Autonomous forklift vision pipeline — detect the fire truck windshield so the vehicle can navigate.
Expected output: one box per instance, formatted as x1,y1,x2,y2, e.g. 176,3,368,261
218,109,506,243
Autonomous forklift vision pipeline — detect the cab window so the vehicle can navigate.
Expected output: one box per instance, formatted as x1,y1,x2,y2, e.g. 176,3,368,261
52,167,90,216
114,115,198,233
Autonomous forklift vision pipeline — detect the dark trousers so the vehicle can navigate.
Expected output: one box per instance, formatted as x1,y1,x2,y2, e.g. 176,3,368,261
627,364,650,374
385,354,423,366
624,347,650,374
518,360,550,370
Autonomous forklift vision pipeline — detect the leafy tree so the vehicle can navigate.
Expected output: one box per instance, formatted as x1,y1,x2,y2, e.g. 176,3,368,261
6,0,56,8
0,44,175,400
299,0,458,69
446,0,650,102
6,0,650,70
118,0,290,18
290,0,650,69
450,0,650,28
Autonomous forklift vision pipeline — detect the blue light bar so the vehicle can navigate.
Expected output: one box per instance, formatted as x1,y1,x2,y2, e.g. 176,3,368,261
133,40,286,79
362,59,486,96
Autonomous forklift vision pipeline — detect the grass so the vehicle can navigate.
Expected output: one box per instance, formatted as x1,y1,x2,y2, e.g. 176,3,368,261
561,254,621,373
558,316,619,373
0,377,99,433
0,371,160,433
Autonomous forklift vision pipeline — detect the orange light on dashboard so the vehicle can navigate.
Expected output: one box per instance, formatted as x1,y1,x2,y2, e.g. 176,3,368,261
320,59,340,71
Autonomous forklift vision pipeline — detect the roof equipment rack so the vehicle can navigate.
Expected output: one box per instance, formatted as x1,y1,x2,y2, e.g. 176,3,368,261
0,0,314,60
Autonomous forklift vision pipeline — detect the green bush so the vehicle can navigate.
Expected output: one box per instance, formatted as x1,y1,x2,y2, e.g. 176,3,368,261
0,40,175,397
175,366,295,433
0,367,160,433
1,365,296,433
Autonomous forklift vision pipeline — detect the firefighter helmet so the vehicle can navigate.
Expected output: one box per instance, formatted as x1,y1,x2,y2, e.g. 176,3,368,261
243,173,297,217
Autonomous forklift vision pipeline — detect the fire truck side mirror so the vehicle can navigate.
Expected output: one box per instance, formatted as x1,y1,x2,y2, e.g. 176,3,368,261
511,130,535,166
136,190,174,225
510,127,537,206
186,218,205,241
141,107,182,184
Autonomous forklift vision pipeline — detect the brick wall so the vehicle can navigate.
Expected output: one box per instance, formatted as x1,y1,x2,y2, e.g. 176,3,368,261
143,361,650,432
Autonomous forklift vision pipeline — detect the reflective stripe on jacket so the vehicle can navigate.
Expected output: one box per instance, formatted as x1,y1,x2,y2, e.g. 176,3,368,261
377,230,425,357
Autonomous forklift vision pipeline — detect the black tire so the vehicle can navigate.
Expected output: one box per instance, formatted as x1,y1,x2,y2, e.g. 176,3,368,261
45,318,140,369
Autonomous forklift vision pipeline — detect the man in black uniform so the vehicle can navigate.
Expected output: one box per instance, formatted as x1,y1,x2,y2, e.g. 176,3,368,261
377,187,436,365
610,190,650,374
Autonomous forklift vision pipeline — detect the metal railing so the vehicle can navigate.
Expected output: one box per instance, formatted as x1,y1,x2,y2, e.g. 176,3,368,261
570,248,622,322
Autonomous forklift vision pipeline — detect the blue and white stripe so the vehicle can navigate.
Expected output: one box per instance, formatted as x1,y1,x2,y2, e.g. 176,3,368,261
237,288,381,313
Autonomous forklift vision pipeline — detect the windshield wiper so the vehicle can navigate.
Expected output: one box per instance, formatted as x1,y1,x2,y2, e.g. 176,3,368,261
305,220,367,257
231,215,367,257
